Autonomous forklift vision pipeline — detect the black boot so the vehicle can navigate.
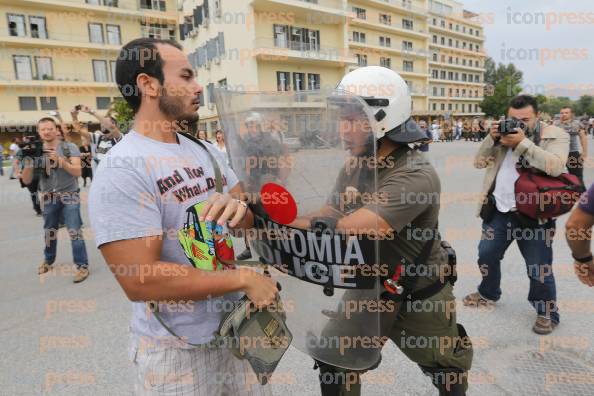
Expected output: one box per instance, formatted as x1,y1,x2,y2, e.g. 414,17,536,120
236,248,252,260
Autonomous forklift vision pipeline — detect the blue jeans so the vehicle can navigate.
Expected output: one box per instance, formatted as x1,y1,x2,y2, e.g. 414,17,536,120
477,210,559,323
42,192,88,269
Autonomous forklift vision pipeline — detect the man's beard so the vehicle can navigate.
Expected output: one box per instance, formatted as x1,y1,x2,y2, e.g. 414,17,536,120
158,89,200,132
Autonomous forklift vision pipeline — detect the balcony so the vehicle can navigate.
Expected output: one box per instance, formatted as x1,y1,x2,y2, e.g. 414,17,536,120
428,95,484,101
349,40,430,60
0,32,122,51
428,60,484,72
252,0,350,19
3,0,178,20
428,24,484,41
254,37,356,66
429,42,486,57
357,0,427,17
350,17,429,39
428,78,484,87
0,68,117,88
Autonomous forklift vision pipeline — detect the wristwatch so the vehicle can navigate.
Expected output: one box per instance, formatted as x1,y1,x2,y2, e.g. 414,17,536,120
572,253,593,263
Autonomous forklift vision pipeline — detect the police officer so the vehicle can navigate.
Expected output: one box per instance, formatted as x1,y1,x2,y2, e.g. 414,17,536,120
293,67,473,395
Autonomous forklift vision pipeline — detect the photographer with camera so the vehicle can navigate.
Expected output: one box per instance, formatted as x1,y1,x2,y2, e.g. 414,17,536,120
20,117,89,283
68,104,122,174
555,106,587,187
15,135,42,216
464,95,569,334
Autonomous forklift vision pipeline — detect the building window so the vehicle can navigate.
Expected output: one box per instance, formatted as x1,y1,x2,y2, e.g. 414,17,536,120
432,18,436,25
308,73,320,90
448,38,452,47
440,20,445,28
92,60,108,82
441,103,445,110
461,73,467,82
469,28,473,35
432,35,437,44
402,40,413,51
273,25,288,47
447,71,453,80
96,97,111,109
40,96,57,110
432,87,437,96
475,60,479,67
293,72,305,91
440,70,446,79
207,83,215,105
475,74,480,82
440,37,445,45
29,16,47,39
448,56,452,64
110,60,116,82
356,54,367,66
448,103,452,110
476,45,480,52
455,40,459,48
432,53,438,62
462,104,466,112
402,19,413,30
13,55,32,80
403,60,414,72
353,31,366,43
35,56,53,79
476,30,480,36
440,87,445,96
141,22,176,40
106,24,121,45
8,14,26,37
140,0,166,11
469,43,473,51
353,7,366,19
379,14,391,25
88,23,104,43
431,69,438,78
19,96,37,111
404,80,413,92
276,71,290,91
432,103,437,111
379,36,391,47
380,57,391,69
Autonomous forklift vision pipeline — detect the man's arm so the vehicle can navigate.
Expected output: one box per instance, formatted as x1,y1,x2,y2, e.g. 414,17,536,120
59,155,81,178
83,105,122,139
579,128,588,159
20,159,34,185
70,110,93,141
512,127,569,176
474,122,500,169
565,206,594,286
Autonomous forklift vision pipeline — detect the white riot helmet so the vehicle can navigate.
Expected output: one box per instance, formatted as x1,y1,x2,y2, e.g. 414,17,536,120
336,66,426,144
245,112,263,126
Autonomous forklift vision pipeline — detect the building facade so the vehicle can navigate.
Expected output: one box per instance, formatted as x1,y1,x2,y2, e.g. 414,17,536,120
181,0,486,135
0,0,485,141
0,0,178,142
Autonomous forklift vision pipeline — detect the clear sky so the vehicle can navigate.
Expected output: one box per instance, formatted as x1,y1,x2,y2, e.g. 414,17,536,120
461,0,594,98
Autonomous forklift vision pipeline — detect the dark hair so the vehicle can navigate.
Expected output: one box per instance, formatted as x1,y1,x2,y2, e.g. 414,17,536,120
560,106,573,112
509,95,539,114
37,117,57,127
115,37,183,113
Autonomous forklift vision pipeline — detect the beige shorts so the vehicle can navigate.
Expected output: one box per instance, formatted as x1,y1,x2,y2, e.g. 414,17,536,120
130,342,272,396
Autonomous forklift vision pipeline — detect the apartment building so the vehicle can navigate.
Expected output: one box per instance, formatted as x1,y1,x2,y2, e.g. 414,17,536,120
427,0,486,117
180,0,353,134
0,0,178,140
182,0,485,134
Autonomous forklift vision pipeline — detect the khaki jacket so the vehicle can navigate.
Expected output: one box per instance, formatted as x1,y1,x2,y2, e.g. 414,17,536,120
474,121,569,216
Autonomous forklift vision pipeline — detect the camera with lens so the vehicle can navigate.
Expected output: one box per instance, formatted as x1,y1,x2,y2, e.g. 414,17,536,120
498,118,527,135
18,135,43,159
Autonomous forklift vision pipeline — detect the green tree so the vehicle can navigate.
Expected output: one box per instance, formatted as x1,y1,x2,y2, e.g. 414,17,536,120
575,95,594,116
539,96,573,117
480,58,523,117
111,98,134,133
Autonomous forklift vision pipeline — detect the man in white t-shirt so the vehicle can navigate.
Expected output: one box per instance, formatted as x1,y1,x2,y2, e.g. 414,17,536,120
89,37,276,395
68,105,122,174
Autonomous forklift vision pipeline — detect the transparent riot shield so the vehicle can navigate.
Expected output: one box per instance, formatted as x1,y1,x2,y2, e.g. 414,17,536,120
214,88,383,370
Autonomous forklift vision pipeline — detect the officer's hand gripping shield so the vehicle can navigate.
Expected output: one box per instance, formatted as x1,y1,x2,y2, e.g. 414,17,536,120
214,88,384,370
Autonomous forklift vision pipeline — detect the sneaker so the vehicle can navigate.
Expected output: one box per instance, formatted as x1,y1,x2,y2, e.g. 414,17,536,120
236,249,252,260
38,261,52,274
462,291,496,308
73,267,89,283
533,315,558,335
